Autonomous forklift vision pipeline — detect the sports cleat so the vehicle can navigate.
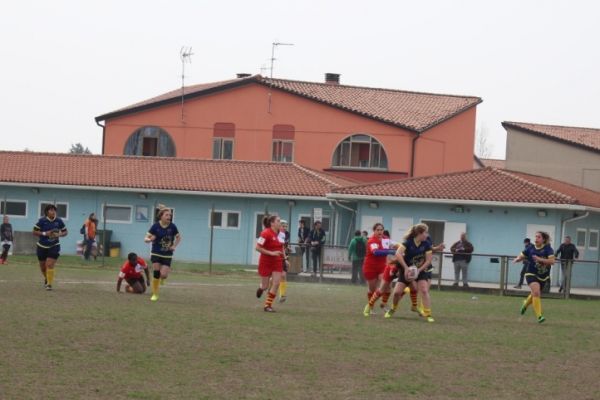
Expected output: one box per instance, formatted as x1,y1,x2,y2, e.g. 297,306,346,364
363,303,372,317
520,301,528,315
537,316,546,324
45,284,53,291
264,306,276,312
256,287,264,298
150,294,159,302
380,302,386,309
384,308,396,319
426,316,435,323
411,305,419,313
279,296,287,303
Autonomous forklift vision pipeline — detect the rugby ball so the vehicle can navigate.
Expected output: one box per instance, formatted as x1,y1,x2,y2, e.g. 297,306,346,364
407,266,418,280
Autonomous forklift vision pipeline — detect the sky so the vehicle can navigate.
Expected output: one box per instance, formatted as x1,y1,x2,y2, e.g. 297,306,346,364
1,0,599,159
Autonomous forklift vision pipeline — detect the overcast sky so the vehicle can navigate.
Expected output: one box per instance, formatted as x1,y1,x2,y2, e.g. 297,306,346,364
1,0,599,159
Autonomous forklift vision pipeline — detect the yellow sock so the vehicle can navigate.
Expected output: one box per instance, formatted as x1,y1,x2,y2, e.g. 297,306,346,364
46,268,55,285
391,303,398,311
423,307,432,317
279,281,287,297
532,297,542,318
524,294,533,307
152,278,160,296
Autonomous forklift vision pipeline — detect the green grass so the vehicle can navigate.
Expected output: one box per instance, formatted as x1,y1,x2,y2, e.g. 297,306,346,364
1,257,599,400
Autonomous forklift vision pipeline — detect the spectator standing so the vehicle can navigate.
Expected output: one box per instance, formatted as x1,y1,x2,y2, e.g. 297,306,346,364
450,233,474,288
309,221,326,276
297,220,310,273
514,238,533,289
555,236,579,293
1,215,14,264
348,230,367,283
83,213,98,261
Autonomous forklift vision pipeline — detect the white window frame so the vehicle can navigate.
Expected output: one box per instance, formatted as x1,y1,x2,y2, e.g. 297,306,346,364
38,201,69,221
588,229,599,251
272,140,294,163
0,199,28,218
575,228,587,249
103,204,133,224
212,138,234,160
208,209,241,230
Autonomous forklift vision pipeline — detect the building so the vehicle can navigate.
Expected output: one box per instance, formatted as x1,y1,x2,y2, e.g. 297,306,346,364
96,74,482,182
0,151,354,265
329,167,600,287
502,121,600,191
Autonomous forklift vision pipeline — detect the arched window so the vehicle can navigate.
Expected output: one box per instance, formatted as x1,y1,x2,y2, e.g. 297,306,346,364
123,126,176,157
332,134,388,169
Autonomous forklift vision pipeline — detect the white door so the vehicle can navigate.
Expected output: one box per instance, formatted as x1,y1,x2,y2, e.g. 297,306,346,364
442,222,467,280
361,215,383,236
391,217,413,245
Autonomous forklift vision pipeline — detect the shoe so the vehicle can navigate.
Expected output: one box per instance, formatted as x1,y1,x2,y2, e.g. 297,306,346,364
426,316,435,323
150,294,159,302
513,285,522,289
452,283,459,287
411,305,419,313
279,296,287,303
363,303,372,317
463,284,469,288
520,301,528,315
256,287,264,298
537,316,546,324
45,284,52,291
264,306,276,312
384,308,395,319
558,287,564,293
379,302,386,309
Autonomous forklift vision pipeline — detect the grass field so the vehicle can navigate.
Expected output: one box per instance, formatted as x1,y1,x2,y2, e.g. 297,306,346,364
1,256,599,400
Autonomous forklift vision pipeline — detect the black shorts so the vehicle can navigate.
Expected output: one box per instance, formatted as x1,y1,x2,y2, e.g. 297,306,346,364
150,255,172,267
125,276,146,287
37,245,60,261
417,269,432,281
525,274,548,289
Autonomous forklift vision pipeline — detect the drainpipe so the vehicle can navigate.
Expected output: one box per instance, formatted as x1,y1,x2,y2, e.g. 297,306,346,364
96,120,106,154
409,133,420,177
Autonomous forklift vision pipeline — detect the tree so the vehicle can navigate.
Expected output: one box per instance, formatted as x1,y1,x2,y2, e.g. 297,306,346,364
69,143,92,154
475,125,493,159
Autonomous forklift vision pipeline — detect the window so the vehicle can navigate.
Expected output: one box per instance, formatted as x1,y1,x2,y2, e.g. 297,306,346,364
104,205,132,223
0,200,27,217
123,126,176,157
213,138,234,160
272,140,294,162
589,230,599,250
332,134,388,169
576,229,587,248
39,202,68,220
210,210,240,229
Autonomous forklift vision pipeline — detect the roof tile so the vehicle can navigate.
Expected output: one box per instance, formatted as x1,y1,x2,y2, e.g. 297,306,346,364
503,121,600,152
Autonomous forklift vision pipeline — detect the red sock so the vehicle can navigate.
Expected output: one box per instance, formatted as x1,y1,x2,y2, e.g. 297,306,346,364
265,291,276,308
368,289,382,307
367,291,374,301
410,288,418,307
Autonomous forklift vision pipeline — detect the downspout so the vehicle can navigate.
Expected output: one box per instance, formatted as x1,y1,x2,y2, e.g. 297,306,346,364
409,133,420,177
96,120,106,154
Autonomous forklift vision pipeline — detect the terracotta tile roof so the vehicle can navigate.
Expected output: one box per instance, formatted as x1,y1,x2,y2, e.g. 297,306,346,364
479,158,506,169
0,151,352,198
503,121,600,153
97,75,482,132
331,167,600,209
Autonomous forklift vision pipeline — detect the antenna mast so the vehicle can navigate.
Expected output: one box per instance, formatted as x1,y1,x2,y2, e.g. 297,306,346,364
268,41,294,113
180,46,194,123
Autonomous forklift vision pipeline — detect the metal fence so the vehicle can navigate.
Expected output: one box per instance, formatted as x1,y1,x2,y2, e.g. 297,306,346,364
287,244,600,299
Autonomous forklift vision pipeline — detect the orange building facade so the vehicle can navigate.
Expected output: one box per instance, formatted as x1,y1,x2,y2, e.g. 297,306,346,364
97,74,481,182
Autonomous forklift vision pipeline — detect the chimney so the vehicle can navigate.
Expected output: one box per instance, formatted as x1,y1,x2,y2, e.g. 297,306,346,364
236,73,252,78
325,73,340,85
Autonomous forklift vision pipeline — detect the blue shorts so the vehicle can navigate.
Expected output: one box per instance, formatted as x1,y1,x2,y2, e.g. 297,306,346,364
417,269,432,281
525,274,548,289
151,255,172,267
37,245,61,261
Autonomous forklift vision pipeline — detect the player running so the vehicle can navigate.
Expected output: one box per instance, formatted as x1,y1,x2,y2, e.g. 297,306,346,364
362,223,395,316
32,204,68,291
513,231,555,323
144,207,181,302
255,215,285,312
116,252,150,294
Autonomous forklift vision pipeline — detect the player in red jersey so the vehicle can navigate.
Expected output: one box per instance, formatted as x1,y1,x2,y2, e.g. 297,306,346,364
116,252,150,294
362,223,395,316
255,215,285,312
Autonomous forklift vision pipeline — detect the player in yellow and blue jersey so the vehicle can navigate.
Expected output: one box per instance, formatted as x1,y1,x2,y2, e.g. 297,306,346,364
32,204,68,290
513,231,555,323
144,207,181,302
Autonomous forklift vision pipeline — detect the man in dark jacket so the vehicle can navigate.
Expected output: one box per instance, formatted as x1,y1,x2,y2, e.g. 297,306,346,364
309,221,326,276
555,236,579,293
297,220,310,273
514,238,533,289
450,233,474,288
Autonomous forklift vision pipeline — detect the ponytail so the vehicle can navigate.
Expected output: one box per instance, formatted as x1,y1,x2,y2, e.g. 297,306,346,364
403,223,428,241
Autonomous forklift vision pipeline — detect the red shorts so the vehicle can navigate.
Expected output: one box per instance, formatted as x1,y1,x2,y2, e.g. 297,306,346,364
258,260,283,277
363,263,385,281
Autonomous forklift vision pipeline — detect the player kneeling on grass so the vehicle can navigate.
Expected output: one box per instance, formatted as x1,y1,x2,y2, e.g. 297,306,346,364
256,215,285,312
117,252,150,294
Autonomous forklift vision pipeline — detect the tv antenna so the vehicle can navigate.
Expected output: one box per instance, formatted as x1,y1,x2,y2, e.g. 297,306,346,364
269,41,294,79
180,46,194,123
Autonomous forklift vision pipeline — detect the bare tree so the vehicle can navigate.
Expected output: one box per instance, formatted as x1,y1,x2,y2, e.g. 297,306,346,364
69,143,92,154
475,125,493,159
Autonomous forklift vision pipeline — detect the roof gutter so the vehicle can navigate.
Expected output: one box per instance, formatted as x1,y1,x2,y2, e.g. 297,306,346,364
326,192,598,212
0,182,327,202
95,120,106,154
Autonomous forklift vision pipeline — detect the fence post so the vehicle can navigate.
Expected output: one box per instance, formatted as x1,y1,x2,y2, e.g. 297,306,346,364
565,260,572,300
499,256,507,296
319,246,324,281
437,252,443,291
